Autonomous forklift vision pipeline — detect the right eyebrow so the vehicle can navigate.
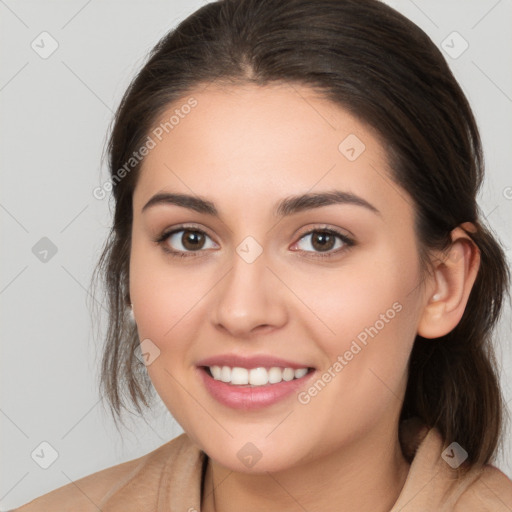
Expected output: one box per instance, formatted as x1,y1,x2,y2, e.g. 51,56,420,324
142,192,217,215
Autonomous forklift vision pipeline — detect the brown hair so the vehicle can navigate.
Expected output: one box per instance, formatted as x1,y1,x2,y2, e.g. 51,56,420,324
91,0,511,469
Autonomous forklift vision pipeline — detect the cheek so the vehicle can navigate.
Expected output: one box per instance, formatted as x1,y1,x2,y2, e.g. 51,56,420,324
297,245,421,389
129,232,179,322
128,239,212,426
293,252,412,333
129,236,216,357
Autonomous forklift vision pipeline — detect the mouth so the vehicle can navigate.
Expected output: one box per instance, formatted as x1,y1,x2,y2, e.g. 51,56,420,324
200,365,315,387
196,363,317,410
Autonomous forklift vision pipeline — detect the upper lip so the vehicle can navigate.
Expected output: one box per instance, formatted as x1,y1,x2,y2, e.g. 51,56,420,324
196,354,315,370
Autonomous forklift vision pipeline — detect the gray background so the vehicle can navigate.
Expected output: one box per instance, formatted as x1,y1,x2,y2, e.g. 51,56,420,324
1,0,511,508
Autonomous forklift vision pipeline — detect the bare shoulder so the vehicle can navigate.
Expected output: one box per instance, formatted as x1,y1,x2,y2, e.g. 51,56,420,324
10,452,151,512
454,464,512,511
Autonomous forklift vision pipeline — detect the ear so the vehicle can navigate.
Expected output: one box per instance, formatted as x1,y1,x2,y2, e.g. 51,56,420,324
417,223,481,339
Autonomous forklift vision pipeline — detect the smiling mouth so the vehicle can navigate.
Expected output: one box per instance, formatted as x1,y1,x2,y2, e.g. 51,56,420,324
201,365,315,387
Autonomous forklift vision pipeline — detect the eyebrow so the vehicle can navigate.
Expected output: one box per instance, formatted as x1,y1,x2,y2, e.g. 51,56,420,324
141,190,381,218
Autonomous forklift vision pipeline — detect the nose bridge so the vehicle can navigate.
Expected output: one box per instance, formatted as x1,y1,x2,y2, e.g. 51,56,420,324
211,240,287,336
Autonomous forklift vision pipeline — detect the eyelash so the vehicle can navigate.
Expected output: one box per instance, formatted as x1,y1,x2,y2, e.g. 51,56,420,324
154,224,355,259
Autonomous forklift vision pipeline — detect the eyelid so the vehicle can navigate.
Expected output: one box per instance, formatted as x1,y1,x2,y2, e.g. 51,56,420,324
154,223,355,258
290,226,355,257
154,223,218,249
294,224,353,241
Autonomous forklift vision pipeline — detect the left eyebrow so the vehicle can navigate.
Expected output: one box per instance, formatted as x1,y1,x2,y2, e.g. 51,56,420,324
275,190,381,218
141,190,381,218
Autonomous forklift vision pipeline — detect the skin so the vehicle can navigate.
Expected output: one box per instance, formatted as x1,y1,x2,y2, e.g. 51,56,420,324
129,83,480,512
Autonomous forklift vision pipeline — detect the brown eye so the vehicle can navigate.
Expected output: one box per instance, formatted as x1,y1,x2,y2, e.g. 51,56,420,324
180,230,206,251
310,231,336,252
293,228,354,257
160,227,218,255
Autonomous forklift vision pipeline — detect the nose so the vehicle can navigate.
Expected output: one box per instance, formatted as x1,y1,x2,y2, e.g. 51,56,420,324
211,248,288,338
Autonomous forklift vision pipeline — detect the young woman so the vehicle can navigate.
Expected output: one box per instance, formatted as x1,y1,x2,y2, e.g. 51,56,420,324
12,0,512,510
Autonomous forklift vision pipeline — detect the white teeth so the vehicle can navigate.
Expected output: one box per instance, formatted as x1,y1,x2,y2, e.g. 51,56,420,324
210,365,222,380
294,368,308,379
249,367,268,386
208,365,310,386
282,368,295,381
268,367,282,384
231,367,249,385
220,366,231,383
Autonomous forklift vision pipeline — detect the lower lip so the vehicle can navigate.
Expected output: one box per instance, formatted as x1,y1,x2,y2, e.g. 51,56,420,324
197,367,316,410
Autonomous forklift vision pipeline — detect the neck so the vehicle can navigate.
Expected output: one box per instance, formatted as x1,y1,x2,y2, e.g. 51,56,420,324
201,423,410,512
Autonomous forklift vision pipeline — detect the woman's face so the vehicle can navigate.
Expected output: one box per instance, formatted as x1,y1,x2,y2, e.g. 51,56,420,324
129,83,431,472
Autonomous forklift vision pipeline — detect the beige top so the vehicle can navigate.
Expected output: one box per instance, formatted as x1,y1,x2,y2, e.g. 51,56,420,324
11,422,512,511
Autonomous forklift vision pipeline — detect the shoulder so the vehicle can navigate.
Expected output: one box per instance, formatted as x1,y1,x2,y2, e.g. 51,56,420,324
454,464,512,511
10,433,193,512
11,458,146,512
396,420,512,511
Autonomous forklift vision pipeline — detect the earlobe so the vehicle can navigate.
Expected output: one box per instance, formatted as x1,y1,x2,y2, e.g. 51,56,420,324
417,225,480,339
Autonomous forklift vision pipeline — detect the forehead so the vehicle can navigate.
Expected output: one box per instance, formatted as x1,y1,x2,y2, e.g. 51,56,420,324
133,83,412,223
